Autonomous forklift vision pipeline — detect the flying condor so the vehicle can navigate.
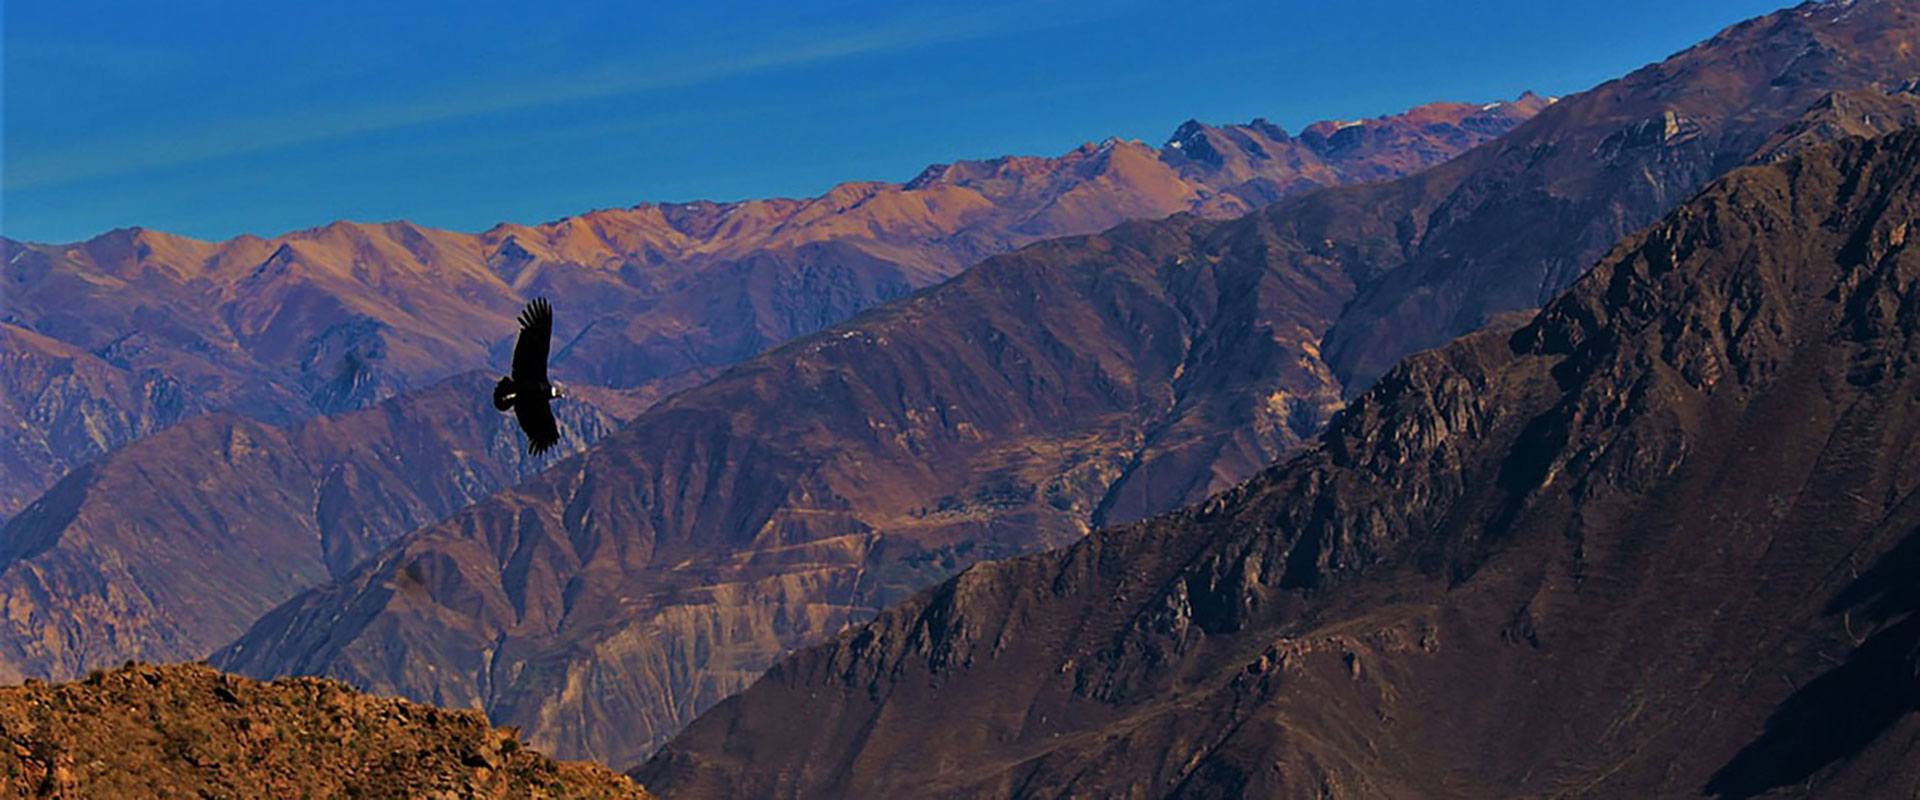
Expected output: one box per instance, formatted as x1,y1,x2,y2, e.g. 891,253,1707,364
493,297,563,455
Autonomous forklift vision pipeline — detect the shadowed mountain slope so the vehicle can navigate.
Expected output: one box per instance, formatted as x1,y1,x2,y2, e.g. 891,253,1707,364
1314,0,1920,389
0,373,628,683
640,126,1920,799
218,0,1920,770
215,212,1350,767
1751,80,1920,161
0,662,649,799
0,99,1537,521
0,324,203,524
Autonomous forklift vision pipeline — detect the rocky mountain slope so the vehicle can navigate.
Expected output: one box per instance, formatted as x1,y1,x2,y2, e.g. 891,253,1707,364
0,373,628,683
639,126,1920,799
216,0,1920,770
0,324,203,526
0,98,1539,522
0,662,649,799
216,210,1345,767
1751,80,1920,161
1313,0,1920,390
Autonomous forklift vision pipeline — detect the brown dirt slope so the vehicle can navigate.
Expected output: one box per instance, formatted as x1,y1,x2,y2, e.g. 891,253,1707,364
0,662,649,799
638,127,1920,798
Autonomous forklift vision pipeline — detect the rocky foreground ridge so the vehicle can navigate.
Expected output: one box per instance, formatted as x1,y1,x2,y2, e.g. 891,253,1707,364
0,662,649,799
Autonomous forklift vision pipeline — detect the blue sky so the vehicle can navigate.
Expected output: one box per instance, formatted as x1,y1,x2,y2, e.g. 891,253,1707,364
4,0,1789,244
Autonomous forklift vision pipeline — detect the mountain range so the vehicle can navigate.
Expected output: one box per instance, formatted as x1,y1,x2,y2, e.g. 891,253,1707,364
11,0,1920,789
210,0,1920,771
0,96,1543,523
0,97,1549,693
639,123,1920,799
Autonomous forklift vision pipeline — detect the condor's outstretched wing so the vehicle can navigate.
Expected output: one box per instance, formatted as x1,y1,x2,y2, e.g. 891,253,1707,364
511,297,552,386
515,395,560,455
509,297,560,455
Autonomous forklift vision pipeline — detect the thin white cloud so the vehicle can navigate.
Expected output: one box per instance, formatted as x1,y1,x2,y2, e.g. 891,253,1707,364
6,3,1093,191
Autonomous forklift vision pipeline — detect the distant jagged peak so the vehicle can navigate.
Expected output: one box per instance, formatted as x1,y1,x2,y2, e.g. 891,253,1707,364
1069,135,1142,156
86,225,211,250
1796,0,1868,21
2,225,210,263
1,225,226,284
39,90,1542,277
81,225,210,257
818,180,892,209
1296,91,1547,140
901,161,952,189
1246,116,1291,140
1167,116,1210,144
897,94,1532,199
1158,91,1545,162
901,136,1162,194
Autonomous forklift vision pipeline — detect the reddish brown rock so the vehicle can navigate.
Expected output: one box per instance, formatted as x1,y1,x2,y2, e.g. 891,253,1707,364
0,662,649,799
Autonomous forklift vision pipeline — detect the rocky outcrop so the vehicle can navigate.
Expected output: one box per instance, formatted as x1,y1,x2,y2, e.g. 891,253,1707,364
218,1,1920,771
0,662,649,799
639,126,1920,800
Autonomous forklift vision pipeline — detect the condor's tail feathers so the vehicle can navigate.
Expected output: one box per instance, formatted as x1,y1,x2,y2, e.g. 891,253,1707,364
493,376,517,410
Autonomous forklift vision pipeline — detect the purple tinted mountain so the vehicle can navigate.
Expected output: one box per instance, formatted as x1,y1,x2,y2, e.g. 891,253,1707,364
1751,81,1920,161
218,0,1920,770
640,126,1920,799
0,372,626,684
217,212,1341,767
0,324,202,526
1316,0,1920,389
0,99,1538,522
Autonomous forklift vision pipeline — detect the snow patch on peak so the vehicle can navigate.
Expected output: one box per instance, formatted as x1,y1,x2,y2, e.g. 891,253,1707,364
1165,119,1214,149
